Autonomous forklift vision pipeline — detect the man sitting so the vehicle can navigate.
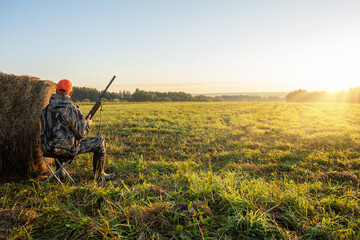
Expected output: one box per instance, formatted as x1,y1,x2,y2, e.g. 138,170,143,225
40,79,115,180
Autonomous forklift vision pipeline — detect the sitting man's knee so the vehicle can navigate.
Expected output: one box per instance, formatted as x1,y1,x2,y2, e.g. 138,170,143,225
97,136,106,154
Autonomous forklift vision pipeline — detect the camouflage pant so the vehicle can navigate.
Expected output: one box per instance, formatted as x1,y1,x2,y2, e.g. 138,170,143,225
77,136,106,155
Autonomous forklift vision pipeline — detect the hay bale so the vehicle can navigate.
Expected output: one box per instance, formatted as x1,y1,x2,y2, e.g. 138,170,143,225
0,72,56,177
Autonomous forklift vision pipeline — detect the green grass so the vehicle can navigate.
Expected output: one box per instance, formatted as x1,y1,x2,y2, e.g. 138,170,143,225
1,102,360,239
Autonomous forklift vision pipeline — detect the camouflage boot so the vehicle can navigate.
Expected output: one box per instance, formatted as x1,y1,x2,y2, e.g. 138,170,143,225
55,160,66,180
93,152,115,181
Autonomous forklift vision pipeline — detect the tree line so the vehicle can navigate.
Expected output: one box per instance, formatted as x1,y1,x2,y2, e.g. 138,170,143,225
72,86,360,103
72,87,285,102
286,87,360,103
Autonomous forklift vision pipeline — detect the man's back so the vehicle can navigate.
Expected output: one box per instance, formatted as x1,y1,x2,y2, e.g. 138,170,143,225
40,93,89,158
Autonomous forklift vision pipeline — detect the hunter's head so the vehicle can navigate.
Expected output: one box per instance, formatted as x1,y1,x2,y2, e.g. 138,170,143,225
56,79,73,97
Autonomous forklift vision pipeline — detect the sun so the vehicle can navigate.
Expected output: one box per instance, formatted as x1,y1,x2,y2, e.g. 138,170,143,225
318,79,358,93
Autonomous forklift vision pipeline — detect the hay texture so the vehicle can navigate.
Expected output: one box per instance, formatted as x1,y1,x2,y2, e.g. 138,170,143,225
0,72,56,177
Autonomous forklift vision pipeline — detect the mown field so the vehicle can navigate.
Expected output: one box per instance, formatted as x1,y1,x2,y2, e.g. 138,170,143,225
1,102,360,239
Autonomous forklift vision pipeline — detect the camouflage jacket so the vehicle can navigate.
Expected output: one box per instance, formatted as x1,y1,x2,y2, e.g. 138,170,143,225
40,93,90,158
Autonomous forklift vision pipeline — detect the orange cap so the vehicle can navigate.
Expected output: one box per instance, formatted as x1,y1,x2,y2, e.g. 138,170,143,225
56,79,73,95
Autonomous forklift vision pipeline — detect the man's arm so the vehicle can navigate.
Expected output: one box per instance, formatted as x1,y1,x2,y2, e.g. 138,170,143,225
66,104,91,140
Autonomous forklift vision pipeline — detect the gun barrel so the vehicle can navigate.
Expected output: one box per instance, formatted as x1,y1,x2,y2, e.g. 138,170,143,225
86,75,116,119
97,75,116,102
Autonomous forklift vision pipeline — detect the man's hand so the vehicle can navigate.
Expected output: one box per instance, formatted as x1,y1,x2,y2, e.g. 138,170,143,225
85,116,92,126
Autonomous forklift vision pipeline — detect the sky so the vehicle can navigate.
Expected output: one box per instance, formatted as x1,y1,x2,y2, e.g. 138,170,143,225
1,0,360,93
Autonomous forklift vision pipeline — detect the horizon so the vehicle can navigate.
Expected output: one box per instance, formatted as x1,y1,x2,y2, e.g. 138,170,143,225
72,83,356,97
1,1,360,93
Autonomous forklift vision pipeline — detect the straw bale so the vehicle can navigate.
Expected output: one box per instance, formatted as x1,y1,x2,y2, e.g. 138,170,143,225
0,72,56,177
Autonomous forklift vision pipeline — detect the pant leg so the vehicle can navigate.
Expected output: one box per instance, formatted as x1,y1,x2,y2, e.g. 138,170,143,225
76,136,106,155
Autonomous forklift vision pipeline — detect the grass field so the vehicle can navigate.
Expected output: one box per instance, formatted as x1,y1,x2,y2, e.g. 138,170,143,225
1,102,360,239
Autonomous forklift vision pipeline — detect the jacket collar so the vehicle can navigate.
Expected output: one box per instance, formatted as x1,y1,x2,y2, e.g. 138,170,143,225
49,93,74,106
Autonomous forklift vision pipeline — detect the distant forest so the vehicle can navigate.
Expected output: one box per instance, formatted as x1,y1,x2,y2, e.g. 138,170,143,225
72,86,360,103
72,87,285,102
286,87,360,103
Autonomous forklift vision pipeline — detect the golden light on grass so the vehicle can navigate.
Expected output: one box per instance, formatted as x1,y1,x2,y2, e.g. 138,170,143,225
1,101,360,239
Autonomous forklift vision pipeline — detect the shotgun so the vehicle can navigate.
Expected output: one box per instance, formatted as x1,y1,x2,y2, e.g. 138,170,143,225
86,75,116,120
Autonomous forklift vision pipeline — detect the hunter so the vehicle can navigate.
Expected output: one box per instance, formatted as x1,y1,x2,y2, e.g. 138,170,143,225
40,79,115,180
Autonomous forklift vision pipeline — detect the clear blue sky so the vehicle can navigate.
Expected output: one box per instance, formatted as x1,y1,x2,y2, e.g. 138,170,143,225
1,0,360,93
